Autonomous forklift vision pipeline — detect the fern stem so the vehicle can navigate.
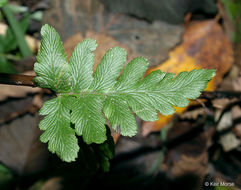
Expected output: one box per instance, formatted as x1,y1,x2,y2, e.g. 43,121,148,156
0,73,36,87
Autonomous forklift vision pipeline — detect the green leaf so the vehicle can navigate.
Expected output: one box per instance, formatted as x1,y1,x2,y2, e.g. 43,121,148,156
34,24,216,162
90,47,126,91
0,0,7,8
34,24,70,92
39,96,79,162
71,95,106,144
3,14,30,53
104,96,137,136
69,38,97,91
2,4,32,57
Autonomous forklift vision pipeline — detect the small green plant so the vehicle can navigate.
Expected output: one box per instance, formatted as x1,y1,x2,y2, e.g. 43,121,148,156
0,15,30,73
34,24,215,163
0,0,32,73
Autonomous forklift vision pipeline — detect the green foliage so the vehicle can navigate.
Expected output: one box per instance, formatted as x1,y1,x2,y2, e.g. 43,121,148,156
0,0,7,8
0,9,30,73
0,164,13,189
34,24,216,162
2,4,32,57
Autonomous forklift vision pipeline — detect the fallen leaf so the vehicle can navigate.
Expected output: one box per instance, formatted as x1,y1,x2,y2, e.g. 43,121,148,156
32,94,43,109
217,112,232,131
41,177,62,190
212,98,231,109
169,152,208,178
164,120,213,189
0,113,48,175
219,132,241,152
64,30,131,71
45,0,183,67
179,107,205,120
217,110,241,152
142,20,233,136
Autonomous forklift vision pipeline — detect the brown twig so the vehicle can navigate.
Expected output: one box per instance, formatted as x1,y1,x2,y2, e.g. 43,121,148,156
0,73,36,87
199,91,241,100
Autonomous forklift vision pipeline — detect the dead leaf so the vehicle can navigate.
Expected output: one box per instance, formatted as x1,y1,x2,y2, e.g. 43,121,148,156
219,132,241,152
217,112,232,131
217,110,241,151
44,0,183,68
170,152,208,178
32,94,43,109
164,120,212,189
41,177,62,190
29,177,63,190
64,30,131,71
142,20,233,136
212,98,231,109
179,108,205,120
0,113,48,175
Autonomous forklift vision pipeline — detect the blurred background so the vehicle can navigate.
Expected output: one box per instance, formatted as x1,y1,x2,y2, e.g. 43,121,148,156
0,0,241,189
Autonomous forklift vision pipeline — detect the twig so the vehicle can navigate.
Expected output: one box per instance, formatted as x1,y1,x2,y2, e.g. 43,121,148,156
0,73,36,87
199,91,241,100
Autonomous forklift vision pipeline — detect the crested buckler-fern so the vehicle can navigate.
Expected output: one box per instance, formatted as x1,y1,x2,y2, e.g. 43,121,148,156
34,24,216,162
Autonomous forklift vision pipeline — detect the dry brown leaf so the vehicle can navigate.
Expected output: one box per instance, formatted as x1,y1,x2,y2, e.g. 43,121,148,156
212,98,231,109
164,120,213,187
217,110,241,151
217,112,232,131
64,31,131,71
41,177,62,190
219,132,241,152
142,20,233,136
0,71,41,102
32,94,43,109
170,152,208,178
0,114,48,175
179,108,205,120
